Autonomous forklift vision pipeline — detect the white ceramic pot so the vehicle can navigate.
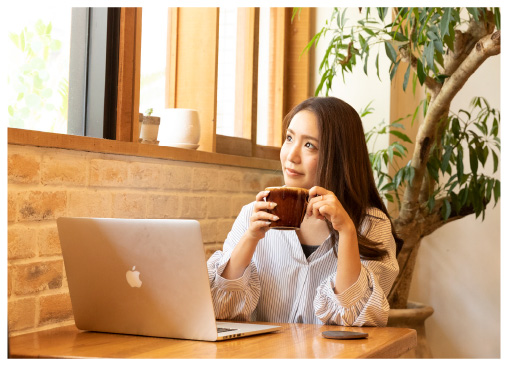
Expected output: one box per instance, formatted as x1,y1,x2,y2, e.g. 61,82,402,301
158,108,200,149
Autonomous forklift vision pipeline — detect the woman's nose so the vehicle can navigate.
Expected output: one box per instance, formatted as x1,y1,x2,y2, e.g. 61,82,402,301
287,145,301,164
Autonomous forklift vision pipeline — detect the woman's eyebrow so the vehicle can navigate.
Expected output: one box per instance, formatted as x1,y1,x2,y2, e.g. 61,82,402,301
286,128,319,142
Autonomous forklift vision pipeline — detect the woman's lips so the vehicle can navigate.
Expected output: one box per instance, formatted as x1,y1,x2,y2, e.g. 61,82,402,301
285,168,303,176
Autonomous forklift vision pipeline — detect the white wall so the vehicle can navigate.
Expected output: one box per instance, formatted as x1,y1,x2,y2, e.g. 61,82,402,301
312,8,501,358
311,8,391,154
408,55,501,358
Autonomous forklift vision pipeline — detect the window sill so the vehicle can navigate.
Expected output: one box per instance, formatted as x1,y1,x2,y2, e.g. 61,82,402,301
7,128,282,171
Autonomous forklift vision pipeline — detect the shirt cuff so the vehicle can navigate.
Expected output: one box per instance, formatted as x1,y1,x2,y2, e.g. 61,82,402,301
214,258,253,291
332,266,371,308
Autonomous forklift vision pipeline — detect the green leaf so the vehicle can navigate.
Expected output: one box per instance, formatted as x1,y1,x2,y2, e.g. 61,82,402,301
416,59,426,85
364,27,376,37
434,38,444,54
389,130,412,143
441,146,453,173
492,151,498,173
390,60,400,81
377,8,388,21
402,63,411,91
389,31,408,42
384,194,394,203
442,199,451,221
440,8,452,39
425,41,435,72
469,148,478,175
428,195,435,212
8,105,14,116
493,180,500,205
384,42,398,63
375,53,380,81
494,8,501,30
457,148,464,183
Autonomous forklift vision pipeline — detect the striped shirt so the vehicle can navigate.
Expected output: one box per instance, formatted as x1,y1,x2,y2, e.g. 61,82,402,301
207,202,399,326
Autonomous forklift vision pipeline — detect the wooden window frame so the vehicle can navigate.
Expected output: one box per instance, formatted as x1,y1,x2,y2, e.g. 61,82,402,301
8,7,312,169
164,7,312,160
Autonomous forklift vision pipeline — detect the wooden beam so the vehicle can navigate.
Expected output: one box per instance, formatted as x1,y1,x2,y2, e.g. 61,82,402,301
174,8,220,153
285,7,312,112
116,8,142,142
165,8,178,108
267,8,288,147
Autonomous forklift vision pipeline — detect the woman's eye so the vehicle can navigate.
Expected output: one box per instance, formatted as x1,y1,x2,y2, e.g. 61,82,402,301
286,135,293,142
305,142,316,149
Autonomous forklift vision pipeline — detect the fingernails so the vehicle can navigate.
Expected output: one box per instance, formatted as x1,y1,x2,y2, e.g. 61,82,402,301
273,216,279,221
271,202,277,208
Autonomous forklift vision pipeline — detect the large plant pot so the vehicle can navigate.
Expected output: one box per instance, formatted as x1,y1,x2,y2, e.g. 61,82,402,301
387,301,434,358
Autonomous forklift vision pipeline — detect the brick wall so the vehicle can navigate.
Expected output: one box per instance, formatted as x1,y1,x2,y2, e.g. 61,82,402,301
7,144,283,336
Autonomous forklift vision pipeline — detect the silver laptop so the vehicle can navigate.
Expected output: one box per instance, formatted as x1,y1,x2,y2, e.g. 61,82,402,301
56,217,281,341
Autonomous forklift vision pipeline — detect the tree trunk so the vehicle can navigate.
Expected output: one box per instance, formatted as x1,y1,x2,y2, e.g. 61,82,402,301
389,220,424,308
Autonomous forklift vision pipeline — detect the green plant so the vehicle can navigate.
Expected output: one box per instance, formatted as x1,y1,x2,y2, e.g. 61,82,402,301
305,7,501,309
145,108,153,116
8,19,68,133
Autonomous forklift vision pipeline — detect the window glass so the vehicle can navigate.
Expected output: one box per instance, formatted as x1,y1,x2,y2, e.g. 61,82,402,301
139,8,168,117
256,7,270,146
7,8,72,133
216,7,238,137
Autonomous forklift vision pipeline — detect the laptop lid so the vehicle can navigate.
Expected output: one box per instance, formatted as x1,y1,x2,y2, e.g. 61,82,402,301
57,217,280,342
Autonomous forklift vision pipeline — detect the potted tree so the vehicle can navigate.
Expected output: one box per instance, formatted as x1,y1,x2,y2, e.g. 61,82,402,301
304,7,501,357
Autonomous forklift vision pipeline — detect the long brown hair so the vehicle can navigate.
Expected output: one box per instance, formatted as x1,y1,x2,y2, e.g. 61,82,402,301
283,97,403,259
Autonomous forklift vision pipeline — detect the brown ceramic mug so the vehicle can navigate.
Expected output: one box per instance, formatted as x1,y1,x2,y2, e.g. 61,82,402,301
264,186,309,230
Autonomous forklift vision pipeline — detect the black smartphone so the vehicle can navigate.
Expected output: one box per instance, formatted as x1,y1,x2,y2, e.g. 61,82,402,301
321,330,369,340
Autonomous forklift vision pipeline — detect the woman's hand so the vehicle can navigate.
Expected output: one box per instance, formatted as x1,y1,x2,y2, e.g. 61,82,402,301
307,186,355,234
245,190,279,241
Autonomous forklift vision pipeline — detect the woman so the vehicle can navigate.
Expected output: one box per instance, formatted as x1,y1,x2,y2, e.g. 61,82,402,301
207,97,401,326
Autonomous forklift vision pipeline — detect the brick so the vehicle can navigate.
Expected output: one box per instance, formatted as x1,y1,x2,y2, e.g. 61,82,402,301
39,293,73,326
8,297,36,332
67,190,112,217
129,162,161,188
17,190,67,221
180,195,208,219
161,164,193,190
38,225,62,257
8,152,40,184
261,174,285,189
112,193,146,218
146,194,180,219
193,167,219,191
204,243,223,260
8,226,37,260
218,170,243,192
231,194,254,216
8,266,13,298
41,155,87,186
217,219,235,243
12,260,64,296
207,195,232,219
243,172,264,193
8,191,16,222
199,220,217,244
90,159,129,187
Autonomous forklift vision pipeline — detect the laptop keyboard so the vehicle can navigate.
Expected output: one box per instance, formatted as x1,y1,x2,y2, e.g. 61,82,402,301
217,327,238,333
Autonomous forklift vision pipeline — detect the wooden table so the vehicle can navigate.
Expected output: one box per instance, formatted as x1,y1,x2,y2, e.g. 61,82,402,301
8,322,416,359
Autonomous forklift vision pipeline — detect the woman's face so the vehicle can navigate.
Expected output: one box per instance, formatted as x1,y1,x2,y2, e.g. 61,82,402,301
280,110,320,189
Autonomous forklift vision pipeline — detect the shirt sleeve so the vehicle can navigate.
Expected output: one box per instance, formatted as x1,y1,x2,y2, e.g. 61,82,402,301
313,209,399,326
206,202,261,321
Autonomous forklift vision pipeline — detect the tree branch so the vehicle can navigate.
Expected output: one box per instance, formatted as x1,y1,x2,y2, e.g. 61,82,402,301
444,11,497,76
399,47,441,96
397,30,500,223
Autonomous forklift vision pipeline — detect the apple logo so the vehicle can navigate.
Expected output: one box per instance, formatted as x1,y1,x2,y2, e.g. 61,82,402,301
126,266,142,288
